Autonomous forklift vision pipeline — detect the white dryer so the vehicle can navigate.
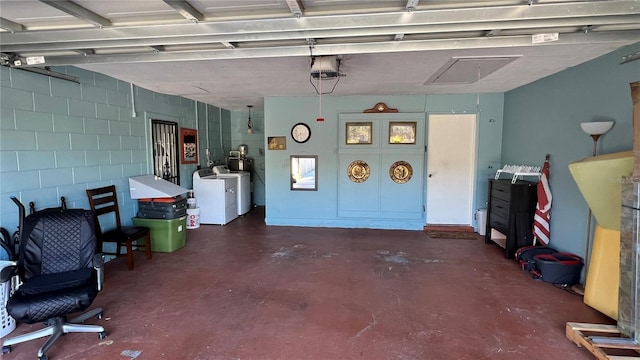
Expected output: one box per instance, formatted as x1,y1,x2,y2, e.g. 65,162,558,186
212,165,251,215
193,168,238,225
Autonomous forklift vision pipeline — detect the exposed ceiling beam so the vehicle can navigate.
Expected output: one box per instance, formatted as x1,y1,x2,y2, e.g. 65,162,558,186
14,30,640,67
38,0,111,28
4,15,639,53
0,17,25,33
162,0,204,22
397,0,420,39
8,1,635,47
285,0,304,18
1,4,638,53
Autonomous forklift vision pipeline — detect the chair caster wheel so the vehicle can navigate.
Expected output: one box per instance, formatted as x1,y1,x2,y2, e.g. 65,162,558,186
2,345,11,354
99,331,108,339
39,355,49,360
96,312,103,320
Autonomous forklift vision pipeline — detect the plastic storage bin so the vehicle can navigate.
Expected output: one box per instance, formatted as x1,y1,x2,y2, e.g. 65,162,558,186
132,216,187,253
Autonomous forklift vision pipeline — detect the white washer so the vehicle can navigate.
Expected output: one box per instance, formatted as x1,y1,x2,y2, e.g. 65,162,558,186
193,169,238,225
212,165,251,215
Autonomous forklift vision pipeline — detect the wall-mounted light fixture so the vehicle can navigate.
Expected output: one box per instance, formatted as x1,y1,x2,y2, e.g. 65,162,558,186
246,105,254,134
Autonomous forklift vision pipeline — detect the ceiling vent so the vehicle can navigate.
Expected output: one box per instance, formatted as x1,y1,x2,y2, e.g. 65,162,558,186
425,56,521,85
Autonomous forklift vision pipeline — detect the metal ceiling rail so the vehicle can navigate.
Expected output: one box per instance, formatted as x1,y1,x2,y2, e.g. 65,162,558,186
20,30,640,66
38,0,112,28
0,18,25,33
1,0,638,47
3,14,640,54
161,0,204,22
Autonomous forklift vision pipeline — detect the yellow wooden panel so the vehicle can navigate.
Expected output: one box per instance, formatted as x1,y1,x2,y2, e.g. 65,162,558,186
584,225,620,319
568,151,633,230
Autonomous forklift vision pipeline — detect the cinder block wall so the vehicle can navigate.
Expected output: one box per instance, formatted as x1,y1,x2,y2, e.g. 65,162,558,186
0,66,230,236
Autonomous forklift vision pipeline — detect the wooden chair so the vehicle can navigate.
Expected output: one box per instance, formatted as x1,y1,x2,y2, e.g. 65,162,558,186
86,185,152,270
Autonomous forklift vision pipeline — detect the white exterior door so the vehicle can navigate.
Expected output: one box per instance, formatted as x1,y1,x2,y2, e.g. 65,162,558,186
426,114,477,225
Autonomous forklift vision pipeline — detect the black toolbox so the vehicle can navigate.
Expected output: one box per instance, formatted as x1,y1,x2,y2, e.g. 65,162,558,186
137,195,187,219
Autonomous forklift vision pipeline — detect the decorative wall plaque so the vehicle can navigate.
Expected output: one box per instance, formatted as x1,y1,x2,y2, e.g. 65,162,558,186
348,160,370,183
363,102,398,113
389,161,413,184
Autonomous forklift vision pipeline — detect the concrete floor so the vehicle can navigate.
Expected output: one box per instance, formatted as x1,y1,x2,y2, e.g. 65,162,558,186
2,207,612,360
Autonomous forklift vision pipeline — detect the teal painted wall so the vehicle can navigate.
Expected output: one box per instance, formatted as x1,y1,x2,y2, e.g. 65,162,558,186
231,108,266,206
0,66,231,233
502,41,640,257
263,94,504,230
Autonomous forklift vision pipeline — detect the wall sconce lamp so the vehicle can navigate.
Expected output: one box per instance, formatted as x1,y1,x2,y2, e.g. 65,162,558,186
246,105,254,134
580,121,614,156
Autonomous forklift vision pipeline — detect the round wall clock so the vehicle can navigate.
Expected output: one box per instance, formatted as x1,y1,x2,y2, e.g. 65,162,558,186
389,161,413,184
347,160,370,183
291,123,311,143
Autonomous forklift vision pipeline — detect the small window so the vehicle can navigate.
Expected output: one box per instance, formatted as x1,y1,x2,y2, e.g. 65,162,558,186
291,155,318,191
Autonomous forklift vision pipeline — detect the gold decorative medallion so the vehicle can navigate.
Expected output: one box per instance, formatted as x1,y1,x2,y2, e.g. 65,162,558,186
389,161,413,184
348,160,370,183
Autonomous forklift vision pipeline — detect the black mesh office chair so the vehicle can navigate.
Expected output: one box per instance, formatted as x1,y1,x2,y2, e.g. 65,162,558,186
1,197,106,360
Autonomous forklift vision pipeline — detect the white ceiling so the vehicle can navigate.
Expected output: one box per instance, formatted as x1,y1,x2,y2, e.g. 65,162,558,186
1,0,639,110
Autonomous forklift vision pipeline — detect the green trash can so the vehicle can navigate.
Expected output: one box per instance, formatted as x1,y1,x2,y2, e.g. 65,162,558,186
132,216,187,252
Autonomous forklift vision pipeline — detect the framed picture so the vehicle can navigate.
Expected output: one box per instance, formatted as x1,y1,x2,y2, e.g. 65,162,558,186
346,122,373,144
180,127,198,164
268,136,287,150
389,122,416,144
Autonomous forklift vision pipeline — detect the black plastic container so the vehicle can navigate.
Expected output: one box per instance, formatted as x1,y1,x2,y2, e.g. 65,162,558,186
534,252,584,285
